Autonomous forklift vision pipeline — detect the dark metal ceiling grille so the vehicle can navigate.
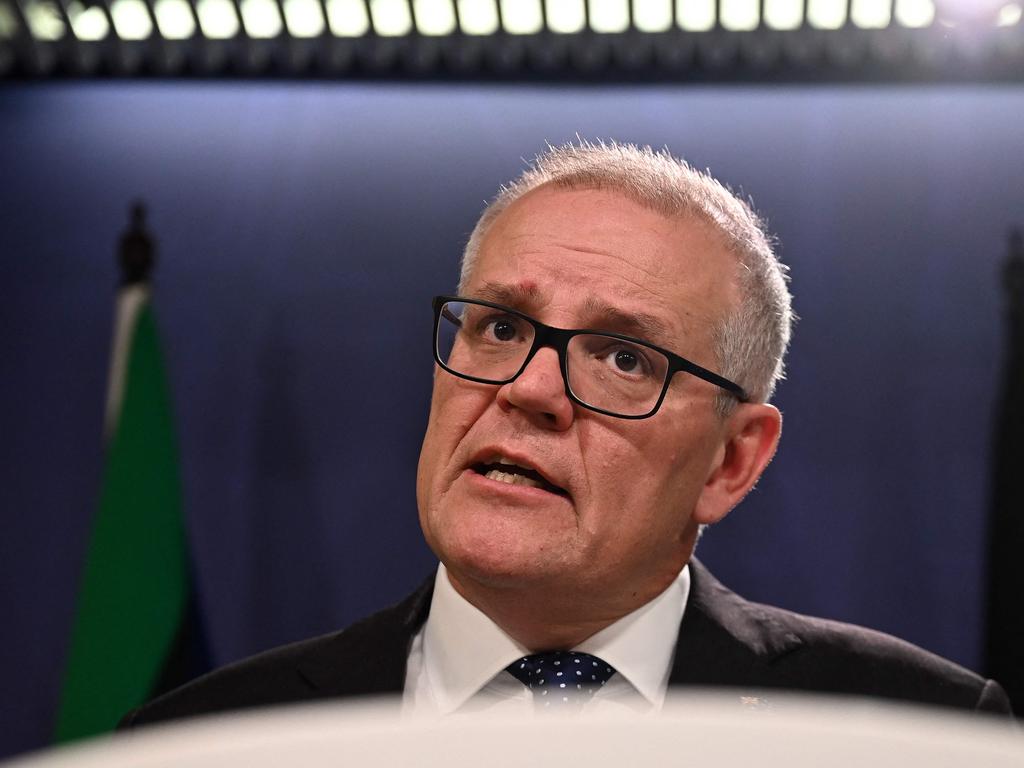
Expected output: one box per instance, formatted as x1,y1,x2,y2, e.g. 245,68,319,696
0,0,1021,80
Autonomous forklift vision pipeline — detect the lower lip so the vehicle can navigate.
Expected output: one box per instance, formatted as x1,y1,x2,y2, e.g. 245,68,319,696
461,469,571,504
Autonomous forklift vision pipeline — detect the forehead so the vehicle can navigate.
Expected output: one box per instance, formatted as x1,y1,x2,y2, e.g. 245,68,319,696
467,185,738,349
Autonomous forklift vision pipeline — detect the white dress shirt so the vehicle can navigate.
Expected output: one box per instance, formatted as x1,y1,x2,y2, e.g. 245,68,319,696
403,563,691,716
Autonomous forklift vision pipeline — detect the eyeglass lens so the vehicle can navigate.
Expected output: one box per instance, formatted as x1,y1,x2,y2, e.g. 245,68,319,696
436,300,670,417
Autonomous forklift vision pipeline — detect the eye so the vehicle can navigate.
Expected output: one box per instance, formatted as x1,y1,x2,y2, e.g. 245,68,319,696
489,319,518,342
597,343,653,377
613,349,639,372
474,313,525,343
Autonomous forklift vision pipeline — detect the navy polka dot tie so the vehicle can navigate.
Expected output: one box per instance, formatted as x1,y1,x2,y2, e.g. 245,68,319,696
506,651,617,710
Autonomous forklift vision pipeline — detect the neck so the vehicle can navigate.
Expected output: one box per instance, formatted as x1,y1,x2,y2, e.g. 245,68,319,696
444,566,683,651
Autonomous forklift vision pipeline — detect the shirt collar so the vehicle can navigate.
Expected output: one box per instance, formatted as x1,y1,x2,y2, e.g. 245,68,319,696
421,564,531,713
420,563,691,713
575,565,690,707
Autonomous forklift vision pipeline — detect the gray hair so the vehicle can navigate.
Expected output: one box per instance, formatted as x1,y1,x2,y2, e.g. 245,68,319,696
458,140,793,411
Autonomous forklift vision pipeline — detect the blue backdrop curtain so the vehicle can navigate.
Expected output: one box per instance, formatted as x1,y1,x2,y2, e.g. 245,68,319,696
2,82,1022,757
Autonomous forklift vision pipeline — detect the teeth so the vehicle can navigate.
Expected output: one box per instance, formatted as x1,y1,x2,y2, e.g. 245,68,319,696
492,455,530,472
484,469,543,489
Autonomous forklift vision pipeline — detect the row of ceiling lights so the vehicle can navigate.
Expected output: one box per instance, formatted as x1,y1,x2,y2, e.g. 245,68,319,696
2,0,1021,44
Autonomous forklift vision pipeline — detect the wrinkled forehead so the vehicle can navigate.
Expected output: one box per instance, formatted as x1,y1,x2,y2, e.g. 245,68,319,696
463,185,740,348
470,279,686,350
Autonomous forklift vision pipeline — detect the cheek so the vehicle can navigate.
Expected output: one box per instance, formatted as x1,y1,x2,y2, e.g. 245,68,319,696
417,377,494,499
578,418,711,528
648,422,724,516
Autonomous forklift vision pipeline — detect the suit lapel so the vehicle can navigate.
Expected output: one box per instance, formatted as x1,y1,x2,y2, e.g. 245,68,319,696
669,559,803,688
293,575,436,698
290,561,803,699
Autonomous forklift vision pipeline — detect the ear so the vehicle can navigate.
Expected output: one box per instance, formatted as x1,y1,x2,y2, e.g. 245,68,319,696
693,403,782,526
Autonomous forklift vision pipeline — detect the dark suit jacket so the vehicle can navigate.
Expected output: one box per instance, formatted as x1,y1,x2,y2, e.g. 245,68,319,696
122,560,1011,726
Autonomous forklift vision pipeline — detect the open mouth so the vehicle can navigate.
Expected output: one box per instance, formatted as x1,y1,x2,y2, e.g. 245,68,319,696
471,461,569,497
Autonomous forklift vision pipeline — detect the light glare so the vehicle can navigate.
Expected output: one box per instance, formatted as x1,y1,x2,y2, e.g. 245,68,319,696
326,0,369,35
370,0,412,34
283,0,324,36
997,3,1021,25
547,0,584,32
720,0,758,29
677,0,715,31
633,0,672,31
110,0,153,38
241,0,282,36
68,1,110,39
414,0,456,34
763,0,802,29
154,0,195,38
458,0,498,33
589,0,629,32
894,0,934,27
501,0,542,33
807,0,846,28
196,0,239,38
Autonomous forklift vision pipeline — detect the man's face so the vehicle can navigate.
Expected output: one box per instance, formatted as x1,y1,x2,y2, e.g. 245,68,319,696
417,185,740,615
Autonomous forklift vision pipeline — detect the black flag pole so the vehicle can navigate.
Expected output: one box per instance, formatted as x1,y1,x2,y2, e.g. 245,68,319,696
119,201,155,287
984,228,1024,716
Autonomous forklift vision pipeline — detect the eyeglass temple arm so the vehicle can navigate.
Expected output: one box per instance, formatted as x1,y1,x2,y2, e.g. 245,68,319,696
676,357,748,402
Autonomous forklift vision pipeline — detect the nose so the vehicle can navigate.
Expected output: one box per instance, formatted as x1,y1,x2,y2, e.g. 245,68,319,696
496,346,574,431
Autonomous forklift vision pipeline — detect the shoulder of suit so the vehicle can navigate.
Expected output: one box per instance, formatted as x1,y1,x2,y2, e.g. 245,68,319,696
684,560,1011,714
121,575,435,728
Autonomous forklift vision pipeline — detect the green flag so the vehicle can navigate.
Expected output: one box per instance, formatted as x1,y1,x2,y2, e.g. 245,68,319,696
54,288,187,741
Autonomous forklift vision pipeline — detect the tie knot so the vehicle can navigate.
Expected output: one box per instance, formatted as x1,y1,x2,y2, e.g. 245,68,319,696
506,651,616,709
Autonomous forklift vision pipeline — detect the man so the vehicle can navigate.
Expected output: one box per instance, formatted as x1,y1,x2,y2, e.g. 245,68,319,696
123,141,1010,725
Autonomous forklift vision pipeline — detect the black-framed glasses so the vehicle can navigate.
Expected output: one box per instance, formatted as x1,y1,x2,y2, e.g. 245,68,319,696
432,296,748,420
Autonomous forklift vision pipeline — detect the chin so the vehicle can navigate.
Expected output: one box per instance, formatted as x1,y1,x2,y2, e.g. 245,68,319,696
436,523,565,592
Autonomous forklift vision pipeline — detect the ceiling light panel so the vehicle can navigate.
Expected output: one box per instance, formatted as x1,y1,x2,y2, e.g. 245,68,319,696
0,1,20,37
110,0,153,38
240,0,282,37
633,0,671,31
850,0,891,27
153,0,194,37
894,0,935,26
67,0,110,39
414,0,456,34
326,0,369,35
807,0,846,28
677,0,715,31
763,0,802,29
501,0,542,33
998,3,1022,25
370,0,413,35
282,0,324,36
720,0,758,29
196,0,239,39
546,0,584,33
24,1,64,39
588,0,629,33
457,0,498,33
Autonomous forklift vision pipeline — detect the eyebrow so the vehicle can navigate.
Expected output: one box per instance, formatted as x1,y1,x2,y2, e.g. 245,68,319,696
473,281,546,307
470,281,675,346
580,296,674,346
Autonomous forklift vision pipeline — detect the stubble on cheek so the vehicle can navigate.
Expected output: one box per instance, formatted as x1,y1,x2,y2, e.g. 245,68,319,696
416,379,491,555
416,421,457,555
